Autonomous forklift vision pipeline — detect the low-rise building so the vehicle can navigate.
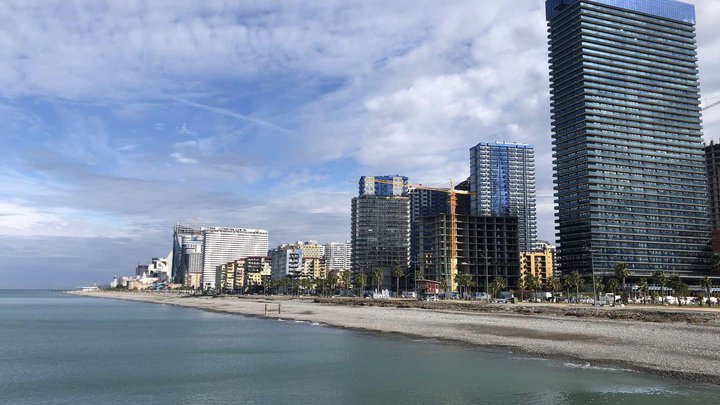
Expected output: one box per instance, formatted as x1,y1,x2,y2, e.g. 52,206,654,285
520,247,554,285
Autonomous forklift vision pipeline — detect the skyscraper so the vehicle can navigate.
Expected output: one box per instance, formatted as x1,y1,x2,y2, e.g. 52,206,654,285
470,141,537,252
547,0,710,279
201,227,269,289
351,176,410,290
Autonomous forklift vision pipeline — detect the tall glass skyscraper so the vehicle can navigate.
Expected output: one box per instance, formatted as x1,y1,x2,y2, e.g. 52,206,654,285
546,0,710,279
470,141,537,252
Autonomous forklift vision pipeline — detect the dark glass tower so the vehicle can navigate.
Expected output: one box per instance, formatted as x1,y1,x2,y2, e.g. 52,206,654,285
546,0,710,280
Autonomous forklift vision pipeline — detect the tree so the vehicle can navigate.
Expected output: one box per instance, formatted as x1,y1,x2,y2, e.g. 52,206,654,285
439,276,448,293
615,262,630,302
607,278,619,298
516,273,526,301
547,276,562,302
562,275,572,302
393,266,405,298
261,275,271,296
567,271,584,303
327,270,338,296
652,270,668,305
490,277,507,300
594,275,605,300
528,274,542,301
701,277,713,307
341,270,352,296
373,268,384,293
414,270,423,292
357,272,367,297
456,272,474,299
637,278,649,305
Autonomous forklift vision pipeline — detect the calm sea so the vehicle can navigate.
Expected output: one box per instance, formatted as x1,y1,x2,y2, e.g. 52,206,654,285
1,290,718,404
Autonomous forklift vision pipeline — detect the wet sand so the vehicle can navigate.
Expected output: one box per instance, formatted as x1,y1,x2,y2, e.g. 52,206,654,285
69,291,720,384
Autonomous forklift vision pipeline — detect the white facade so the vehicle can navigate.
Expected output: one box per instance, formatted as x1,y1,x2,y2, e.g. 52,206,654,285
270,244,303,280
324,242,351,272
201,227,269,289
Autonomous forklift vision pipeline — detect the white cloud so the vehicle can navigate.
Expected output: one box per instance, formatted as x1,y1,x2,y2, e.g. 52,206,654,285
169,152,198,164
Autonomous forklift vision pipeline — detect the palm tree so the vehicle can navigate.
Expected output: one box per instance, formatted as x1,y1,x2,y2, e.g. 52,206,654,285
607,278,619,298
637,278,649,305
615,263,630,302
392,266,405,298
547,276,562,302
568,271,584,303
327,270,338,296
373,268,384,293
341,270,352,296
414,270,423,292
562,275,572,302
701,277,713,307
439,276,448,294
490,277,507,300
594,275,605,301
456,272,473,299
530,274,542,302
652,270,668,305
517,273,526,301
357,272,367,297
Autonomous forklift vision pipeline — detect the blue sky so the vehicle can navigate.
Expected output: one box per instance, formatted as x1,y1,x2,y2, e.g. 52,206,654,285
1,0,719,289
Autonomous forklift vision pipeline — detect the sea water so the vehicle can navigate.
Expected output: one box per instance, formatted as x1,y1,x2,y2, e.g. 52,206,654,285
1,290,718,404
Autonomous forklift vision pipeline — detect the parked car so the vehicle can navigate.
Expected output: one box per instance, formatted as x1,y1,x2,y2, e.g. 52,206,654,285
472,292,490,301
424,295,438,301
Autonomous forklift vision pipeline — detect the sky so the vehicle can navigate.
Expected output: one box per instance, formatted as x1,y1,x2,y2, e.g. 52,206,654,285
1,0,720,289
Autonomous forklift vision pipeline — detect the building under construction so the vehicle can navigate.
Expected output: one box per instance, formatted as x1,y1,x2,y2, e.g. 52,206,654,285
417,214,520,291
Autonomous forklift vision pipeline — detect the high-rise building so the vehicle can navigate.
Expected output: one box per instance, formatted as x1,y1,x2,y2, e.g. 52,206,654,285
417,214,520,291
201,227,269,289
359,175,408,197
547,0,711,280
172,224,203,285
351,178,410,289
705,141,720,252
470,142,537,252
324,242,352,272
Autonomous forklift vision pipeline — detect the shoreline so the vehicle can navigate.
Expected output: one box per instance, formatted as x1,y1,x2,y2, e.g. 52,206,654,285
68,291,720,385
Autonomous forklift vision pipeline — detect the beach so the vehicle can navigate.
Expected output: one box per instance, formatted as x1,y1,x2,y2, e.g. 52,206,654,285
70,291,720,384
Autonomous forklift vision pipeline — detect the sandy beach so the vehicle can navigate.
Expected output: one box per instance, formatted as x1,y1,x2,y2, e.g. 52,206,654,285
70,291,720,384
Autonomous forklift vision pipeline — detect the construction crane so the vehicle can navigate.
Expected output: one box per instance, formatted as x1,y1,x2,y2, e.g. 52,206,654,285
372,178,474,293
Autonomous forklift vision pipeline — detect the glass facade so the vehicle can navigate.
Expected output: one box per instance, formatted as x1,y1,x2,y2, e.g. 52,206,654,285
470,142,537,252
547,0,710,279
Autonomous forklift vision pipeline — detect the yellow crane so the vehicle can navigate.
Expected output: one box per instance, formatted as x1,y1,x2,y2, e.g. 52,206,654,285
371,178,474,293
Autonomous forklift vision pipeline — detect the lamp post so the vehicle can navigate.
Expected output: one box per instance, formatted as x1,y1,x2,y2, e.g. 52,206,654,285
584,244,597,301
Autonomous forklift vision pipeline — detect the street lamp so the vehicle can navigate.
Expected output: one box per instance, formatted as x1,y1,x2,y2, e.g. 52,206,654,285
584,244,597,301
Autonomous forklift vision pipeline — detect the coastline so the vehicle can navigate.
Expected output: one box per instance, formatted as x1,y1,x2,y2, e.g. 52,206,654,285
68,291,720,385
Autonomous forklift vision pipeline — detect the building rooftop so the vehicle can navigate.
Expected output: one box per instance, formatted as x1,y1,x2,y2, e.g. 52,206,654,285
545,0,695,24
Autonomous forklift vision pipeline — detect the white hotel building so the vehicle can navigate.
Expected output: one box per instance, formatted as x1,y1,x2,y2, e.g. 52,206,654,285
201,227,269,289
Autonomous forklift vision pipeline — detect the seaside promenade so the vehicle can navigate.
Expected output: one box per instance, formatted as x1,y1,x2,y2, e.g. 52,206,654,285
71,291,720,384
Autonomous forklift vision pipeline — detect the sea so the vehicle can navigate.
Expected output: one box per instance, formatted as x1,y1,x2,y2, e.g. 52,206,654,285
1,290,718,404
